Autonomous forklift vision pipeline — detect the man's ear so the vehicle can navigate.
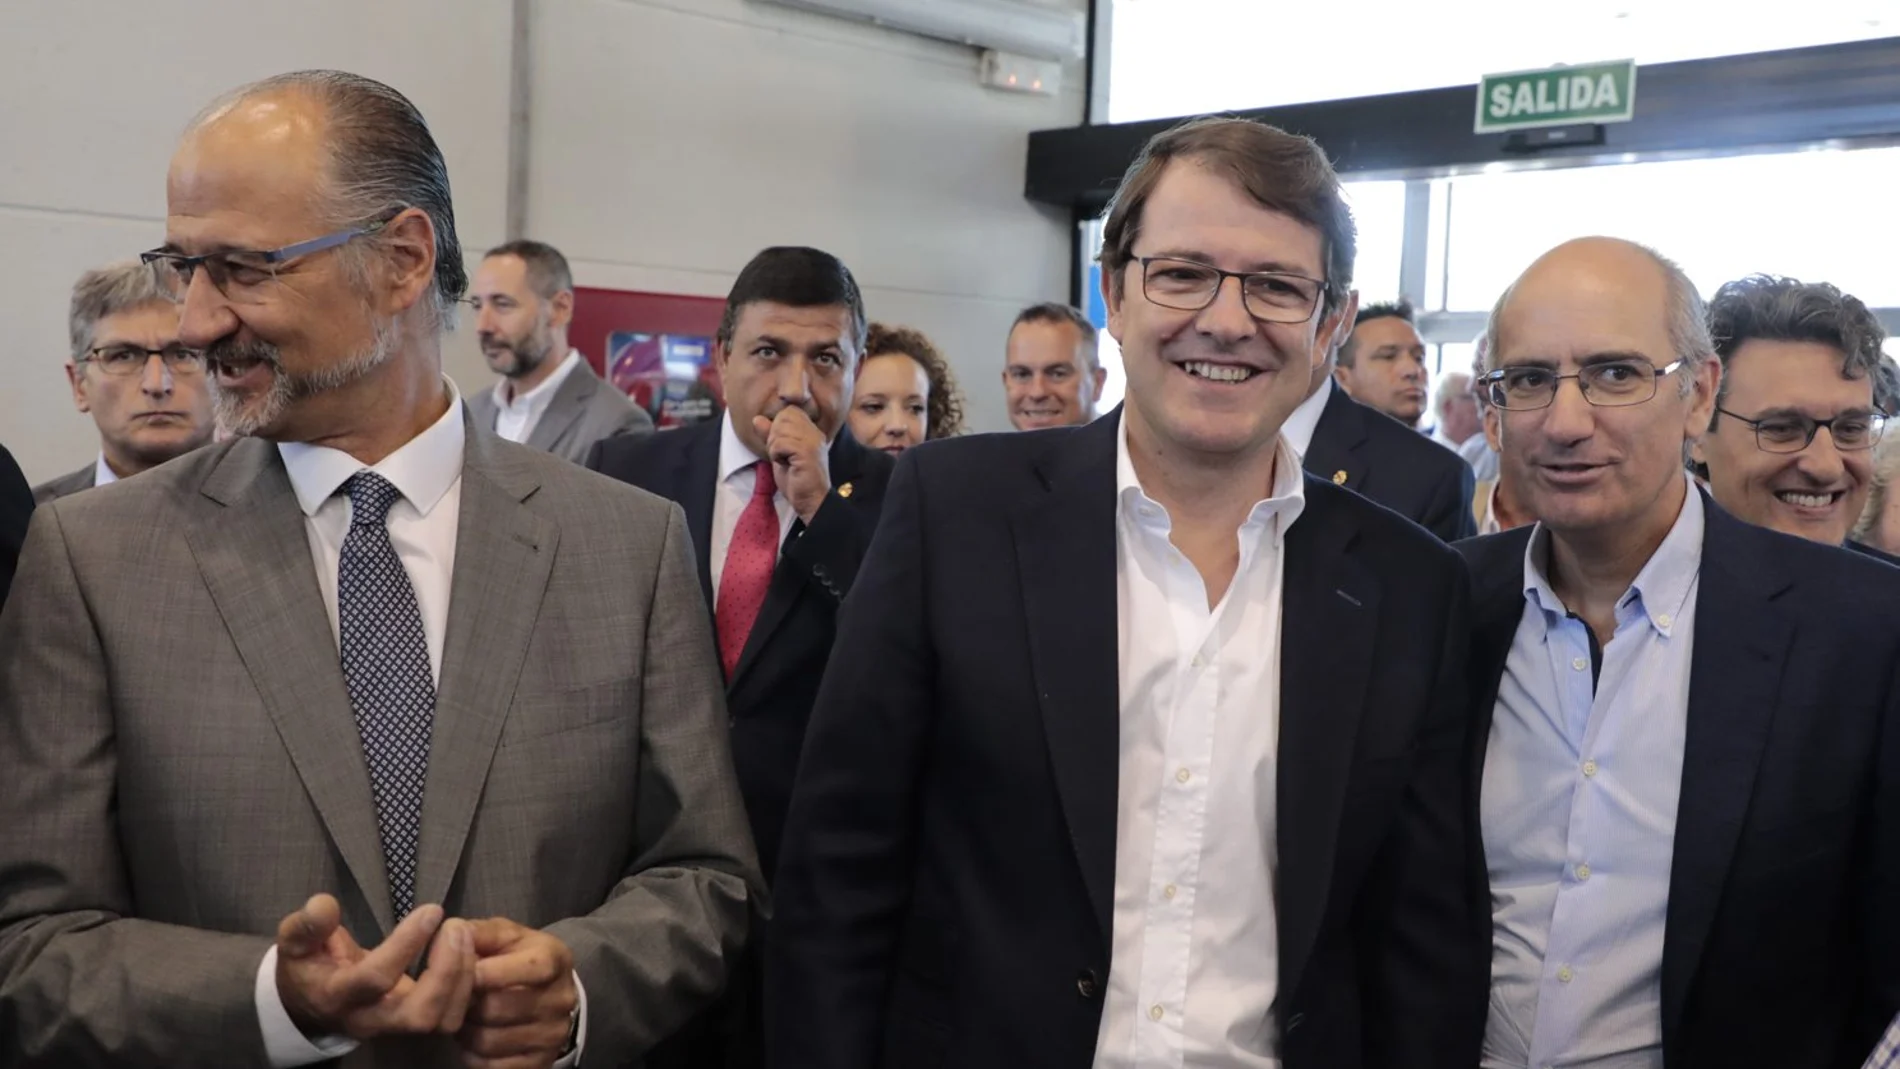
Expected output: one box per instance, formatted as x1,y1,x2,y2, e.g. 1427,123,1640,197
67,362,92,413
1316,289,1359,374
1101,262,1126,345
549,288,575,331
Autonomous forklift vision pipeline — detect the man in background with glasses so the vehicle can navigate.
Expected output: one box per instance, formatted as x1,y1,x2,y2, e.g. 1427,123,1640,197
32,260,215,503
1459,237,1900,1069
0,70,757,1068
1690,274,1895,559
770,115,1486,1069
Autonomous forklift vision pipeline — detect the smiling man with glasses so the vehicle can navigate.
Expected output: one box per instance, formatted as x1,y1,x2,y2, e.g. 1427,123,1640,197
1689,274,1894,555
33,260,216,503
1459,237,1900,1069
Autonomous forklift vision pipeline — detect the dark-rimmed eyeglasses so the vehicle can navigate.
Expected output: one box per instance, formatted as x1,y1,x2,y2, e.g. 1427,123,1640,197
1714,407,1887,453
1480,358,1684,411
77,344,207,377
139,219,390,305
1137,256,1330,324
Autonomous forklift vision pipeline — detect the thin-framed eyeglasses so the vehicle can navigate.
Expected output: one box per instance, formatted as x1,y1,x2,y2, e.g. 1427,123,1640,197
78,344,207,377
139,218,391,305
1714,407,1887,453
1480,358,1685,411
1137,256,1331,324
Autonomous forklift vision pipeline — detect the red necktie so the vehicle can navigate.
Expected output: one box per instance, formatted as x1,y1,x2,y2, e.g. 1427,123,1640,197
716,459,779,679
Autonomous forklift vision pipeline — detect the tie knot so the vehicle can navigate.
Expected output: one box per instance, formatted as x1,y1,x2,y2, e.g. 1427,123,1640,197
752,459,776,498
343,470,405,526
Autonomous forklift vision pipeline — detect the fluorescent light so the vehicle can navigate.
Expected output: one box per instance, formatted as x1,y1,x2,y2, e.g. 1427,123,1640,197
758,0,1086,61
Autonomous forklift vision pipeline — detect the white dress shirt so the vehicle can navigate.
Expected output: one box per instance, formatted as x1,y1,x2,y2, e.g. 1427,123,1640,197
93,453,120,489
709,410,828,600
1093,414,1305,1069
491,348,582,444
251,384,586,1067
1279,377,1332,462
1481,479,1703,1069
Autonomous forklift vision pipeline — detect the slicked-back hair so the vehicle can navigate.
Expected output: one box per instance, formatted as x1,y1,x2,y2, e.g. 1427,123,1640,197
69,260,171,361
715,247,867,354
1097,115,1356,316
1706,274,1891,422
192,70,467,330
484,240,573,301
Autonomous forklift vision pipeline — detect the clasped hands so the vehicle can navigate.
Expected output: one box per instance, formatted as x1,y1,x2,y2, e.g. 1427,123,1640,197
276,893,578,1069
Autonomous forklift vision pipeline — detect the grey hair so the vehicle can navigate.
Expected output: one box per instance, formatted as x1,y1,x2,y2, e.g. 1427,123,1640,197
1706,274,1891,418
189,70,467,331
1010,302,1100,371
1855,431,1900,544
1485,239,1714,397
1434,369,1473,414
69,260,171,361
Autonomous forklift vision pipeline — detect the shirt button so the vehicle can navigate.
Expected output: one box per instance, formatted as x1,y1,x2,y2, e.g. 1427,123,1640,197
1572,656,1589,671
1576,863,1591,880
1582,760,1598,777
1191,655,1206,668
1175,768,1191,784
1657,613,1673,629
1558,965,1575,983
1163,884,1178,900
1149,1004,1165,1021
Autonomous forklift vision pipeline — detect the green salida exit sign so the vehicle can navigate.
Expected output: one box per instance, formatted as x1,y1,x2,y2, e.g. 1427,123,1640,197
1475,60,1637,134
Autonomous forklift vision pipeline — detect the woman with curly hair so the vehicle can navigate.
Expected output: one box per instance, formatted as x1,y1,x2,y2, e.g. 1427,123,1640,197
848,322,966,456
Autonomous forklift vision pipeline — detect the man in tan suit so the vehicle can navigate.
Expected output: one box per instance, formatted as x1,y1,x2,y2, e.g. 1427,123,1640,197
0,70,758,1068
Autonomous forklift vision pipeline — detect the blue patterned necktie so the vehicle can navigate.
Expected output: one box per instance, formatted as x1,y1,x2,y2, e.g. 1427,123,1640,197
337,471,435,918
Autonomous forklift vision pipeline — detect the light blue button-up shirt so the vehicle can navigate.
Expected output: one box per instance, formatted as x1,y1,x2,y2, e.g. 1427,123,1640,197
1481,482,1704,1069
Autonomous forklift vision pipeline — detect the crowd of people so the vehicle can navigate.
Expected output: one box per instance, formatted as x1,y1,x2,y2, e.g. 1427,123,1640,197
2,66,1899,1069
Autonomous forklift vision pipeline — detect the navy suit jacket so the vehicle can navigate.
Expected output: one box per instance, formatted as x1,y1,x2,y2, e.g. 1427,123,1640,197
768,413,1489,1069
0,445,32,612
1304,386,1476,542
1459,500,1900,1069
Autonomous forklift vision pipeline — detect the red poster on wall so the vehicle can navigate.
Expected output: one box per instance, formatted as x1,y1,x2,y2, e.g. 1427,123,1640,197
569,286,728,429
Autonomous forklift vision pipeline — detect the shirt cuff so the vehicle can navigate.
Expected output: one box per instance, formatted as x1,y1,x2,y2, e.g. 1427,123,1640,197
552,970,589,1068
256,945,360,1067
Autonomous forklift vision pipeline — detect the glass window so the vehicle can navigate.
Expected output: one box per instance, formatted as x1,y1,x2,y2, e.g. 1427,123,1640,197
1107,0,1898,123
1345,181,1406,306
1440,147,1900,312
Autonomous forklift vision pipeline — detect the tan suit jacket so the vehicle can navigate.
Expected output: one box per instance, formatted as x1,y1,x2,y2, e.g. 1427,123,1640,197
0,423,759,1067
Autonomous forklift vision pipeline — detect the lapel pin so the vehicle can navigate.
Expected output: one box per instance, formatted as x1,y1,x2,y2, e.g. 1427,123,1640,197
1332,470,1348,485
838,482,854,499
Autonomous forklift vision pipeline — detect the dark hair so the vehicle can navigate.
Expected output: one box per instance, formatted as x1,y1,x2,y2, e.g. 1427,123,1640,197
197,70,467,328
1097,115,1355,315
716,246,867,353
1707,274,1892,422
1009,303,1099,371
484,240,573,301
864,323,966,440
1339,298,1417,367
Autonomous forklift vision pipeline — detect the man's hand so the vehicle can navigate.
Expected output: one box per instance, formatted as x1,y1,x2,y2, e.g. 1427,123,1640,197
275,893,477,1042
754,407,831,523
458,917,579,1069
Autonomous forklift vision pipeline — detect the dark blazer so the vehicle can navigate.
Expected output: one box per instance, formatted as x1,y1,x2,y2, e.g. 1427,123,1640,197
1459,501,1900,1069
1304,385,1476,542
585,420,894,878
31,462,95,505
1848,538,1900,567
0,445,31,611
768,413,1489,1069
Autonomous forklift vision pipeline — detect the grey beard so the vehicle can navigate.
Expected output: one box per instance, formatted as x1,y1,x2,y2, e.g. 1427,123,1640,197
210,321,397,438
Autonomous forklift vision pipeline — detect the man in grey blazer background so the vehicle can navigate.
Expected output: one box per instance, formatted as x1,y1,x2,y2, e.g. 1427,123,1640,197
466,239,654,463
0,70,757,1068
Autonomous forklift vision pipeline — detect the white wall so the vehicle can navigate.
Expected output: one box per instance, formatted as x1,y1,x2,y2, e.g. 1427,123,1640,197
525,0,1084,434
0,0,1083,483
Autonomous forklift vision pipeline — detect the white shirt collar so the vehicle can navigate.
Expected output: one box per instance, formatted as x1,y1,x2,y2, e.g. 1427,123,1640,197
93,453,120,488
1114,410,1306,545
1280,376,1333,461
718,409,831,485
491,349,581,417
278,380,466,520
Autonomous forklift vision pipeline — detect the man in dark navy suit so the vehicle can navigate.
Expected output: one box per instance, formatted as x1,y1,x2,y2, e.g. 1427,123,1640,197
1463,237,1900,1069
0,444,31,610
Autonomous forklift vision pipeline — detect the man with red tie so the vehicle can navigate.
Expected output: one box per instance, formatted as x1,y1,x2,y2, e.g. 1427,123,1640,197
586,245,896,1067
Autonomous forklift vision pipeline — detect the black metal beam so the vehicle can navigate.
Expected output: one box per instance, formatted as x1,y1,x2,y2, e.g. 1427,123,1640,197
1027,36,1900,214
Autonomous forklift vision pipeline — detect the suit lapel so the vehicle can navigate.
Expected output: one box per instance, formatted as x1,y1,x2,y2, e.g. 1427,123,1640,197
524,362,594,453
1661,504,1793,1058
674,421,721,612
186,441,397,933
728,433,868,690
1301,386,1370,491
1275,483,1381,995
412,429,559,911
1466,529,1536,822
1013,419,1121,943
